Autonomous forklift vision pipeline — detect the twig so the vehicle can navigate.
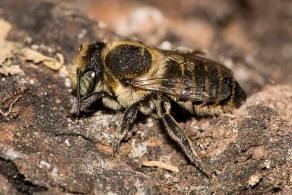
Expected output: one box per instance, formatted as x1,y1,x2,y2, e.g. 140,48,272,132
0,94,22,117
142,160,179,173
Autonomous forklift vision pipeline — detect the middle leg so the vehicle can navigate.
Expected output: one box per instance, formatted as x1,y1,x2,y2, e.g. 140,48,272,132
113,100,154,153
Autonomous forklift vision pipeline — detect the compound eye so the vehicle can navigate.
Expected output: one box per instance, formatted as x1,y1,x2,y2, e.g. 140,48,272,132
80,70,96,96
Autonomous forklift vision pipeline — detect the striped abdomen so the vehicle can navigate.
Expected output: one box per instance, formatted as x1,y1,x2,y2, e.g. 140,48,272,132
164,55,246,110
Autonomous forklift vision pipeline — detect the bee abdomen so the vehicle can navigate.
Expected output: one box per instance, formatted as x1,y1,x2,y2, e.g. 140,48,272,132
192,59,246,110
192,60,221,103
231,80,247,107
215,69,246,108
206,62,220,102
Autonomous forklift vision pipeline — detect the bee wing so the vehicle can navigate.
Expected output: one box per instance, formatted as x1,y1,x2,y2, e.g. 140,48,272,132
132,76,231,102
131,77,207,101
133,76,184,96
131,53,232,102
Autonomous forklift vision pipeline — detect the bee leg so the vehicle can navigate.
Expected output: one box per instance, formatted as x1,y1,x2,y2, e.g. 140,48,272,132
70,92,102,116
102,95,122,111
159,100,211,178
113,101,141,153
113,100,154,154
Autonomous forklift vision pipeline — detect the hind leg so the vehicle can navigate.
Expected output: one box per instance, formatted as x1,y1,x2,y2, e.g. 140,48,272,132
157,98,211,178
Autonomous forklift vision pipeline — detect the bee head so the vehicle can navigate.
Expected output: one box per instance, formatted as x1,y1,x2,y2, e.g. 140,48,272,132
70,42,105,116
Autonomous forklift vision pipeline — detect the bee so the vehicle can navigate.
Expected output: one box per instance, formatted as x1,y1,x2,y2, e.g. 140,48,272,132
70,40,246,177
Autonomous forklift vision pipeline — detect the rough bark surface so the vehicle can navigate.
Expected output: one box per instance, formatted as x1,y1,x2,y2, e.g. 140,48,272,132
0,0,291,194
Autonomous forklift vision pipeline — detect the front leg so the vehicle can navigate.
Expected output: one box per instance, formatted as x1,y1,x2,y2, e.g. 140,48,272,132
70,92,103,117
71,92,120,117
158,99,211,178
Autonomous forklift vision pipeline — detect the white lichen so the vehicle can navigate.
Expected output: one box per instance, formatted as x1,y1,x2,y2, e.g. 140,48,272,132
4,148,21,160
131,140,147,158
39,160,52,169
248,174,261,187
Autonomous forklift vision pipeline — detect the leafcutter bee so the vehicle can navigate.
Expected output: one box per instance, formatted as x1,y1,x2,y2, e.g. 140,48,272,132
70,40,246,177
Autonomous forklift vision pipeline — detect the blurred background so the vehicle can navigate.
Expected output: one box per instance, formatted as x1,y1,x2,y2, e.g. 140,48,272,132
64,0,292,95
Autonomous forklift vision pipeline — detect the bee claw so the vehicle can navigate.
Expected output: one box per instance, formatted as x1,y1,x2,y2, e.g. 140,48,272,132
112,135,123,156
199,167,212,179
191,158,212,178
112,141,119,155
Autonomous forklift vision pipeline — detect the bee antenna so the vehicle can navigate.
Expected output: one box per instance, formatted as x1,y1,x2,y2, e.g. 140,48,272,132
76,68,81,119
